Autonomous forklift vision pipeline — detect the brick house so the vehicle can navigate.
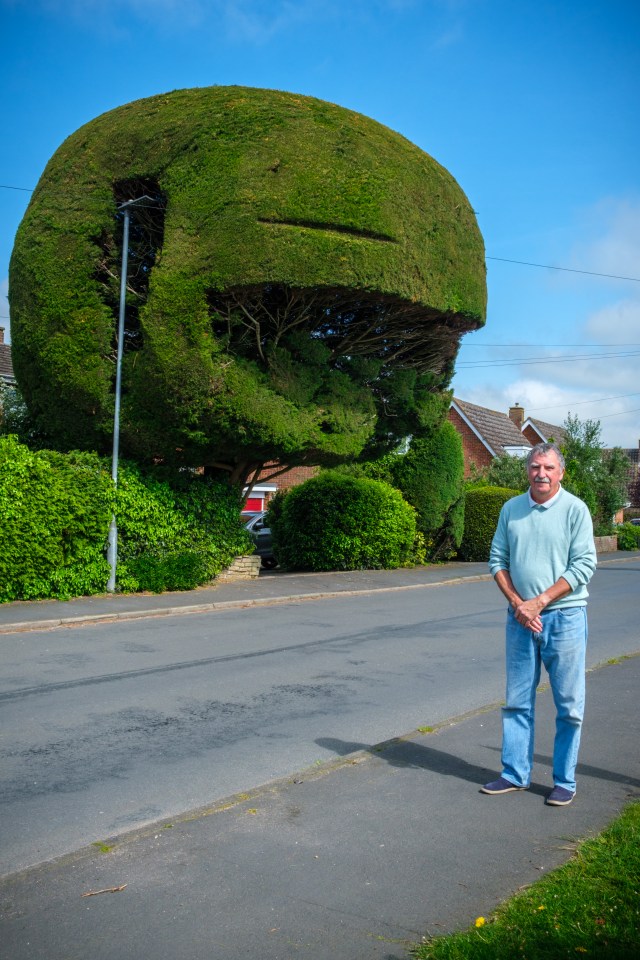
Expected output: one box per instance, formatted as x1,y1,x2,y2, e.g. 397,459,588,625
242,464,319,516
521,415,567,447
448,398,532,478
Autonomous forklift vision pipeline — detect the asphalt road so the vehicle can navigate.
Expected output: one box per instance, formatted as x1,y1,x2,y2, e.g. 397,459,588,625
1,560,638,877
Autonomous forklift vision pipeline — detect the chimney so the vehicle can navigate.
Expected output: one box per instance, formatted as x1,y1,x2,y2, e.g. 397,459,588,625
509,403,524,428
0,327,4,344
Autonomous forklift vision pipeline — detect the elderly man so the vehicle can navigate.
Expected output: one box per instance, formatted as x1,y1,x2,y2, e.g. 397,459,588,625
481,442,597,806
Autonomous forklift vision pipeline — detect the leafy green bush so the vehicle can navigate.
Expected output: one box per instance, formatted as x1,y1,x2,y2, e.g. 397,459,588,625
269,472,420,571
616,522,640,551
465,452,528,493
562,415,630,528
115,463,251,592
0,435,114,601
389,421,465,560
593,520,615,537
458,486,518,562
337,420,465,561
434,495,466,562
0,436,251,601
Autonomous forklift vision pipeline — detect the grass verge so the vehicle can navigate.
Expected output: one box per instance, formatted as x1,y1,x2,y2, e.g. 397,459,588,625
412,800,640,959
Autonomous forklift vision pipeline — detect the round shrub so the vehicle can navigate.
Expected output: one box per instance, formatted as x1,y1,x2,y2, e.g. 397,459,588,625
269,472,419,571
616,522,640,551
458,486,518,562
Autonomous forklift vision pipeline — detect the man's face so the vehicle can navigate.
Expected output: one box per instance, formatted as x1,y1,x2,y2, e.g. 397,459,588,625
527,450,565,503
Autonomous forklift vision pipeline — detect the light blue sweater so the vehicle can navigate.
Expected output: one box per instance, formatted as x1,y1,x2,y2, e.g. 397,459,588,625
489,487,597,608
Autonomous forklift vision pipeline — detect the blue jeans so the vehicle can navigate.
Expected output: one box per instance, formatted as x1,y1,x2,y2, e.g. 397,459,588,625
501,606,587,792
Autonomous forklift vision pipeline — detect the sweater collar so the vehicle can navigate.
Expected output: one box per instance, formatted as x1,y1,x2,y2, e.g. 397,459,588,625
527,485,563,510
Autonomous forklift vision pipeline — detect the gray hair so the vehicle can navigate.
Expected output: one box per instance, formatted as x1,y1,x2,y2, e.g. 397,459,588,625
526,442,565,470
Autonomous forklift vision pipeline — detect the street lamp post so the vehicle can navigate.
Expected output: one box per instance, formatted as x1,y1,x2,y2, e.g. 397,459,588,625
107,197,148,592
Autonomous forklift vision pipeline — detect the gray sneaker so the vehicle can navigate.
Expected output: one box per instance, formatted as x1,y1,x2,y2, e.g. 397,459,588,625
546,786,575,806
480,776,527,794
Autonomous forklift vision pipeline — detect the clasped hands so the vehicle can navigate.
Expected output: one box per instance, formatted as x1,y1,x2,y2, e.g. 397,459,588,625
513,597,544,634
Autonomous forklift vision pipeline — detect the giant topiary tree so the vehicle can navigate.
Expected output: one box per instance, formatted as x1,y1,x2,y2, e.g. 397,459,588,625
9,86,486,486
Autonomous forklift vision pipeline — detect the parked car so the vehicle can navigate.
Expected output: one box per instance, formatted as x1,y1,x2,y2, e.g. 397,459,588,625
629,518,640,526
244,512,278,568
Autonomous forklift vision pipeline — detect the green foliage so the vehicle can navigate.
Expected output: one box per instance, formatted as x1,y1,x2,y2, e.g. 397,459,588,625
436,495,466,562
0,436,251,601
389,421,465,559
335,418,464,560
114,464,251,592
465,453,527,493
616,522,640,551
561,415,630,528
347,420,465,559
10,85,485,480
458,486,517,562
269,472,420,571
0,435,113,601
0,382,50,449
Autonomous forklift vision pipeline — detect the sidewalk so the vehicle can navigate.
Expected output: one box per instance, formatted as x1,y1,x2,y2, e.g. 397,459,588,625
1,653,638,959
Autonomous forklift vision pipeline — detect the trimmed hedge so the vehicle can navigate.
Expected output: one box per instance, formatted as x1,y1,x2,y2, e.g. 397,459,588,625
269,472,422,571
0,436,251,601
458,486,519,562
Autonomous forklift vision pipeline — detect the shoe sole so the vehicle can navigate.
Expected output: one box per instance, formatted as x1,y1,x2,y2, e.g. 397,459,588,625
546,795,575,806
480,785,527,795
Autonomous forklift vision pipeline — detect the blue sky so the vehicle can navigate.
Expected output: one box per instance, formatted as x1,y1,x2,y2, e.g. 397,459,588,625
1,0,638,446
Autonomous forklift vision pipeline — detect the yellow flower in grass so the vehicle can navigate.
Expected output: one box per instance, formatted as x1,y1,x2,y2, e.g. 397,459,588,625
474,917,486,927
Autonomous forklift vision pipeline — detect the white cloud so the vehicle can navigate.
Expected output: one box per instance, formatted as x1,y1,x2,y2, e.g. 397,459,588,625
460,197,640,447
585,297,640,343
570,196,640,281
